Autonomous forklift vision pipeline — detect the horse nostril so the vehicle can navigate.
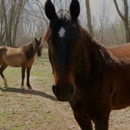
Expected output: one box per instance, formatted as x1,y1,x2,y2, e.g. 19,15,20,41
37,52,41,57
68,84,74,94
52,84,74,99
52,85,56,94
52,85,62,96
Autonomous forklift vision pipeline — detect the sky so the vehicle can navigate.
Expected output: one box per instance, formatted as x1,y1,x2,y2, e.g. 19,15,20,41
81,0,119,23
39,0,120,24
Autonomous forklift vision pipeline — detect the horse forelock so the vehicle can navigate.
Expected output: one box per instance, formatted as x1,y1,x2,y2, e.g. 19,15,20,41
50,11,79,36
57,10,71,20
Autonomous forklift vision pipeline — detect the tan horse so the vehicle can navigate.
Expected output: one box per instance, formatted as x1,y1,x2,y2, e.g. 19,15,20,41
0,38,42,89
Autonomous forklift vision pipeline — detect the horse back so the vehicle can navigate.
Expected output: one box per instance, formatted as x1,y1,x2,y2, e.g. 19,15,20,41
108,43,130,109
0,46,25,67
108,43,130,61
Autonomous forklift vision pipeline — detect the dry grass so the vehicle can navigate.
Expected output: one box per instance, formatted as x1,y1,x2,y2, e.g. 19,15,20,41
0,49,130,130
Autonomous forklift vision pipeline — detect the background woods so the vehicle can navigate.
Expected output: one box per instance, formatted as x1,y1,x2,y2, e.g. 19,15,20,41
0,0,47,47
0,0,130,47
0,0,28,46
113,0,130,43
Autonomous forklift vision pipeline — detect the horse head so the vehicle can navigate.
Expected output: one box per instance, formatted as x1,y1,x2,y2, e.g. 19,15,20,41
45,0,81,101
35,37,42,57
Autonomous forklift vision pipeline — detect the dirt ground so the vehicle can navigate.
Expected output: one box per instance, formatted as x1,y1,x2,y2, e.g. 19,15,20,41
0,51,130,130
0,82,130,130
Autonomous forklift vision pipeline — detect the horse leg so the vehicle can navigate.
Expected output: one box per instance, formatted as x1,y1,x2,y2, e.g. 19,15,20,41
26,67,32,89
93,113,110,130
74,113,93,130
21,67,25,89
0,64,8,87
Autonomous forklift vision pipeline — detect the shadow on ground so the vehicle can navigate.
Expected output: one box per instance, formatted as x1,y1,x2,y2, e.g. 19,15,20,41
0,87,57,101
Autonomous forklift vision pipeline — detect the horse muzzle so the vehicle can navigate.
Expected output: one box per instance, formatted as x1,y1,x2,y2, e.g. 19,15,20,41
52,84,74,101
37,51,41,57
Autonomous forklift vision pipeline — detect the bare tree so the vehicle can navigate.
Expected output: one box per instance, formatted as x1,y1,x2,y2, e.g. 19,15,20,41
1,0,9,45
0,0,49,46
0,0,28,46
113,0,130,42
96,1,110,43
85,0,94,37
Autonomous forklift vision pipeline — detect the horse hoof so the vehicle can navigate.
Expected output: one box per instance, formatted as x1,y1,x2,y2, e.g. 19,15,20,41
4,85,8,88
21,85,25,90
28,86,32,89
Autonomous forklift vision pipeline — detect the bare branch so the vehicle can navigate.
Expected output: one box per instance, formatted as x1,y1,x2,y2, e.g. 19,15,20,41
113,0,125,21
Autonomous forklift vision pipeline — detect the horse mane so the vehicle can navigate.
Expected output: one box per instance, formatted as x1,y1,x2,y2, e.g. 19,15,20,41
21,41,36,59
75,26,121,87
80,27,119,65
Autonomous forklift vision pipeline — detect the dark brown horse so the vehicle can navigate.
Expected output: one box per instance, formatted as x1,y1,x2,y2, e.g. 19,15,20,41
0,38,42,89
44,0,130,130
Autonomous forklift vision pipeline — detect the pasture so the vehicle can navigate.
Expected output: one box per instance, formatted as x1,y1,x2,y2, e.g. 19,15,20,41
0,49,130,130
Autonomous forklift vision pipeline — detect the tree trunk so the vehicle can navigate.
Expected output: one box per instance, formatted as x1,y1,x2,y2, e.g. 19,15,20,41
85,0,94,37
1,0,9,45
113,0,130,43
8,0,17,46
12,0,28,47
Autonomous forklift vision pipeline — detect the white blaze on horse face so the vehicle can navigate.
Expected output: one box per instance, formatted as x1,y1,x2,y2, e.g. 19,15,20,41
58,27,66,38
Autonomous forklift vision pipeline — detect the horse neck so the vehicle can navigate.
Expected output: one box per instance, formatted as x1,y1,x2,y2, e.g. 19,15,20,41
83,28,113,66
24,42,36,59
75,30,114,86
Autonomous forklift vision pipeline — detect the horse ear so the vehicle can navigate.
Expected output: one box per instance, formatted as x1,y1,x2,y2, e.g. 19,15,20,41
35,38,37,43
45,0,57,21
40,37,42,41
70,0,80,21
